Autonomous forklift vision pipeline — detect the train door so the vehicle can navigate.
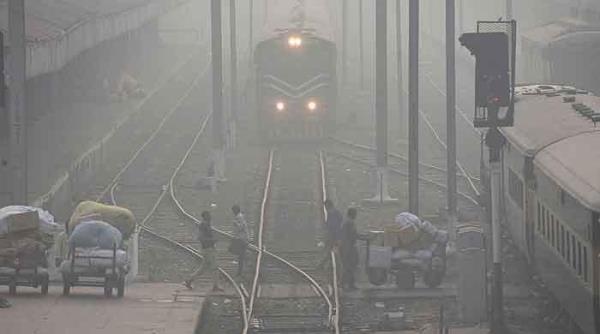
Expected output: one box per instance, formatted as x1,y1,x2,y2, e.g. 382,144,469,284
524,187,536,263
523,158,536,263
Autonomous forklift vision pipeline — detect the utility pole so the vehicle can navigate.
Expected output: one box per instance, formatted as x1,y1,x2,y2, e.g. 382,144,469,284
359,0,365,90
396,0,404,138
506,0,513,20
8,0,27,204
342,0,348,88
408,0,419,215
211,0,226,181
446,0,457,240
249,0,253,63
229,0,238,149
366,0,395,204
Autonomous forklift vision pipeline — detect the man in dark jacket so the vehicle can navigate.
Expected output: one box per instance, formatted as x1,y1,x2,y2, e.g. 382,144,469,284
340,208,360,290
317,199,343,270
184,211,223,292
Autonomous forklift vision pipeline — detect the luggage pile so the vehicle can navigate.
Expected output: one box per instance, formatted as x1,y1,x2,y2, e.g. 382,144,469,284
0,206,62,295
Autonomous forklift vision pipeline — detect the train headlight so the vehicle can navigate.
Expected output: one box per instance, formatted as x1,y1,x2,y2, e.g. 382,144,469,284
275,101,286,112
288,36,302,48
307,101,318,112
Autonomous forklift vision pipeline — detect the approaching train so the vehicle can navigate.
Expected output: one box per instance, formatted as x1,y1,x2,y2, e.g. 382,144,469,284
486,84,599,333
254,0,337,142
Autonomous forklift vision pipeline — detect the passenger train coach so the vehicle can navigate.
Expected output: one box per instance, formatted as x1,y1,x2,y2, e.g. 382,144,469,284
491,84,600,334
254,0,337,142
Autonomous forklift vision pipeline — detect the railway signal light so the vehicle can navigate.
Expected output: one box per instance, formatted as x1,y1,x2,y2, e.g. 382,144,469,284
459,32,510,108
460,20,516,128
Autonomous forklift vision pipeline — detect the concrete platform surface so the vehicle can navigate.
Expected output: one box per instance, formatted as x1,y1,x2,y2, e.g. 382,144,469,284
0,283,204,334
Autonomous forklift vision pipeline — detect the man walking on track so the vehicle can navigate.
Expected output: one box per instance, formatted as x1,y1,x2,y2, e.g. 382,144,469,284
184,211,223,292
230,204,249,277
317,199,343,270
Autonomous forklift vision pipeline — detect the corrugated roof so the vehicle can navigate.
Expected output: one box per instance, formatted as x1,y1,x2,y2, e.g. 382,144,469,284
535,131,600,211
522,17,600,49
1,0,189,78
501,84,600,212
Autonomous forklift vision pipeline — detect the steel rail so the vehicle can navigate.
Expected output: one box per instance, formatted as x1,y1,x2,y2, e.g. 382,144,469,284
90,62,246,329
328,151,479,206
319,151,341,334
96,57,213,203
330,136,480,182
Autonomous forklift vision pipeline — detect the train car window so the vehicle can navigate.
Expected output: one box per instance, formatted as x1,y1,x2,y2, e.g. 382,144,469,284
566,231,571,263
560,225,565,257
508,170,524,209
546,211,551,241
572,235,577,269
537,202,542,232
542,207,547,238
583,246,588,282
577,241,583,276
551,215,556,248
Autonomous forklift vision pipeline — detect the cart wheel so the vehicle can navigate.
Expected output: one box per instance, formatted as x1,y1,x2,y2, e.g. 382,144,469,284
423,268,444,288
41,277,49,295
117,276,125,298
104,285,113,298
8,280,17,295
367,268,388,286
395,270,416,289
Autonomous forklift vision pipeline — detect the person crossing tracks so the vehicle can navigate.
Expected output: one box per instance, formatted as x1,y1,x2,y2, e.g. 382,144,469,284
184,211,223,292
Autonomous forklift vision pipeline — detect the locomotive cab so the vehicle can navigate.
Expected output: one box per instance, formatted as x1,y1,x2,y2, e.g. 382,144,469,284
254,31,337,143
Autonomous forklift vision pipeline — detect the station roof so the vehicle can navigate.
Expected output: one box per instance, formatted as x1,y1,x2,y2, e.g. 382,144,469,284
522,17,600,51
0,0,187,78
501,84,600,212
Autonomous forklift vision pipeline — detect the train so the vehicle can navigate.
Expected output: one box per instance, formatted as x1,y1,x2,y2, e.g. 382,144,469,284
254,0,337,142
483,84,600,334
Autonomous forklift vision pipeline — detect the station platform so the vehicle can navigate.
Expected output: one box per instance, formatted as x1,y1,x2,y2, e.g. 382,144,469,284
0,283,205,334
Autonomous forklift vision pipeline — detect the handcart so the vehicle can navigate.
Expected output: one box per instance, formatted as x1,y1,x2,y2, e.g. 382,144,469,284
61,244,128,298
364,230,448,289
0,253,49,295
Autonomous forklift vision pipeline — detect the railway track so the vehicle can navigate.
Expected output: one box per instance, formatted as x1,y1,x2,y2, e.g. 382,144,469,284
243,149,340,334
328,137,479,207
79,56,249,327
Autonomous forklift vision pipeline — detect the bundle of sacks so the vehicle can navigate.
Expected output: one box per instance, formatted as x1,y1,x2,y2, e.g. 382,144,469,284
0,206,61,268
60,201,135,272
383,212,449,258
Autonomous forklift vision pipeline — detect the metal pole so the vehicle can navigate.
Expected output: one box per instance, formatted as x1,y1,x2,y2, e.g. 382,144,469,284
342,0,348,88
249,0,253,62
446,0,457,240
487,126,505,333
8,0,27,204
408,0,419,215
506,0,513,20
229,0,238,147
359,0,365,90
396,0,404,138
376,0,387,170
211,0,225,180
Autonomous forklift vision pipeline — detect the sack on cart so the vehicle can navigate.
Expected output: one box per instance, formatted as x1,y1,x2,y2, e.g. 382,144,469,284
68,221,123,250
68,201,135,239
0,206,61,235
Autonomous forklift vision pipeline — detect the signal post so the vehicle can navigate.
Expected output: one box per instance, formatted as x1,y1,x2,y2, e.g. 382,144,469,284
460,21,517,334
